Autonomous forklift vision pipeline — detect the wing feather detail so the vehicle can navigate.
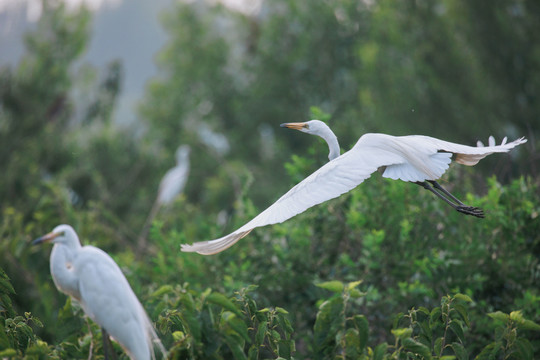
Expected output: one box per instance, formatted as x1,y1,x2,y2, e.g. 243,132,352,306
181,147,402,255
181,133,526,255
421,135,527,166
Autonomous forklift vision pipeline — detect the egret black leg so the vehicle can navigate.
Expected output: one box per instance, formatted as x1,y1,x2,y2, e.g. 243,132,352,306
415,181,484,218
102,328,118,360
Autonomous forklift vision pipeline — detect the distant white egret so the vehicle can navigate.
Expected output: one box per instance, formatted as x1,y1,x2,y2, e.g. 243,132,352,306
34,224,166,360
181,120,526,255
138,145,190,248
156,145,191,206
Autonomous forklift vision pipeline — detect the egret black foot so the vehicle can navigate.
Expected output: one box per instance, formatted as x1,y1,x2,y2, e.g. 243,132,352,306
456,205,484,218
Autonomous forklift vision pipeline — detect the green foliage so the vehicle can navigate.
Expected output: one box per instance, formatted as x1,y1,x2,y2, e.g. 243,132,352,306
0,266,48,358
149,285,295,359
478,310,540,359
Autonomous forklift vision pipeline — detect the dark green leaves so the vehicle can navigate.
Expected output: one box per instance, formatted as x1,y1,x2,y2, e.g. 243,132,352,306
207,292,244,317
313,297,344,355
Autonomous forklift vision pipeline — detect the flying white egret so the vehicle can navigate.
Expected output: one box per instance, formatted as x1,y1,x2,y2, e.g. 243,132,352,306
34,224,166,360
138,145,190,248
181,120,526,255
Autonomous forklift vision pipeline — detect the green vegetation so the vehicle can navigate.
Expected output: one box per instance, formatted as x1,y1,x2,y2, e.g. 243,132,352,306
1,0,539,359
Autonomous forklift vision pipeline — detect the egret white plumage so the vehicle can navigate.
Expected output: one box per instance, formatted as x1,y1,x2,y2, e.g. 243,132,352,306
156,145,191,206
34,224,166,360
181,120,526,255
138,145,190,248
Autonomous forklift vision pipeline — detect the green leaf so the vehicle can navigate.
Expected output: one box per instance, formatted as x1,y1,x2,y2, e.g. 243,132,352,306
511,338,533,360
313,297,344,351
278,339,292,359
246,298,257,316
222,311,250,343
151,284,174,297
453,304,470,327
179,308,201,341
353,315,369,350
0,322,10,350
391,327,413,340
517,319,540,331
275,307,289,314
349,288,367,298
373,343,388,360
453,293,473,303
402,337,431,359
450,342,467,360
0,277,15,295
475,341,503,360
434,337,443,356
25,342,50,356
344,328,361,358
29,316,43,328
244,284,258,293
18,323,34,342
417,307,430,315
430,307,442,325
277,313,294,335
347,280,363,290
172,331,185,342
248,346,258,360
206,292,243,317
316,280,344,293
224,335,248,360
0,349,17,357
255,321,267,346
488,311,509,324
448,320,465,343
509,310,524,322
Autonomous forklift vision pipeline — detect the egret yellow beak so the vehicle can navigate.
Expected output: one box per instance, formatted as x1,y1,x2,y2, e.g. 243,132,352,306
32,231,61,245
280,122,307,131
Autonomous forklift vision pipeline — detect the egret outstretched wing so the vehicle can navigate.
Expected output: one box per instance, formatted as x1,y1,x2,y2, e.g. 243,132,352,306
181,140,404,255
181,129,526,255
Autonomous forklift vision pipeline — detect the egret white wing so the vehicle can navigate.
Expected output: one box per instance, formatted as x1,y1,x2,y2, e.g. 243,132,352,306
76,246,162,360
411,135,527,166
181,145,404,255
373,134,526,180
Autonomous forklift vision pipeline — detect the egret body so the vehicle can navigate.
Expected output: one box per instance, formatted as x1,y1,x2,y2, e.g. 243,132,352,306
156,145,191,206
138,145,191,249
181,121,526,255
34,225,166,360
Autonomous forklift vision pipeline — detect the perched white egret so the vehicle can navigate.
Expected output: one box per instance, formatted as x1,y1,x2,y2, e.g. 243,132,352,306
34,224,166,360
138,145,190,248
181,120,526,255
156,145,191,206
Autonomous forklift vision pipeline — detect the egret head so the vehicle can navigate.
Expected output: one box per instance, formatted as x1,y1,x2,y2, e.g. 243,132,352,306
33,224,80,247
280,119,340,161
175,145,191,163
280,120,331,136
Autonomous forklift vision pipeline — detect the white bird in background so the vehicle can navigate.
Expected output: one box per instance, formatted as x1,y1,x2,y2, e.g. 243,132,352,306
181,120,526,255
156,145,191,206
138,145,190,249
33,224,166,360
